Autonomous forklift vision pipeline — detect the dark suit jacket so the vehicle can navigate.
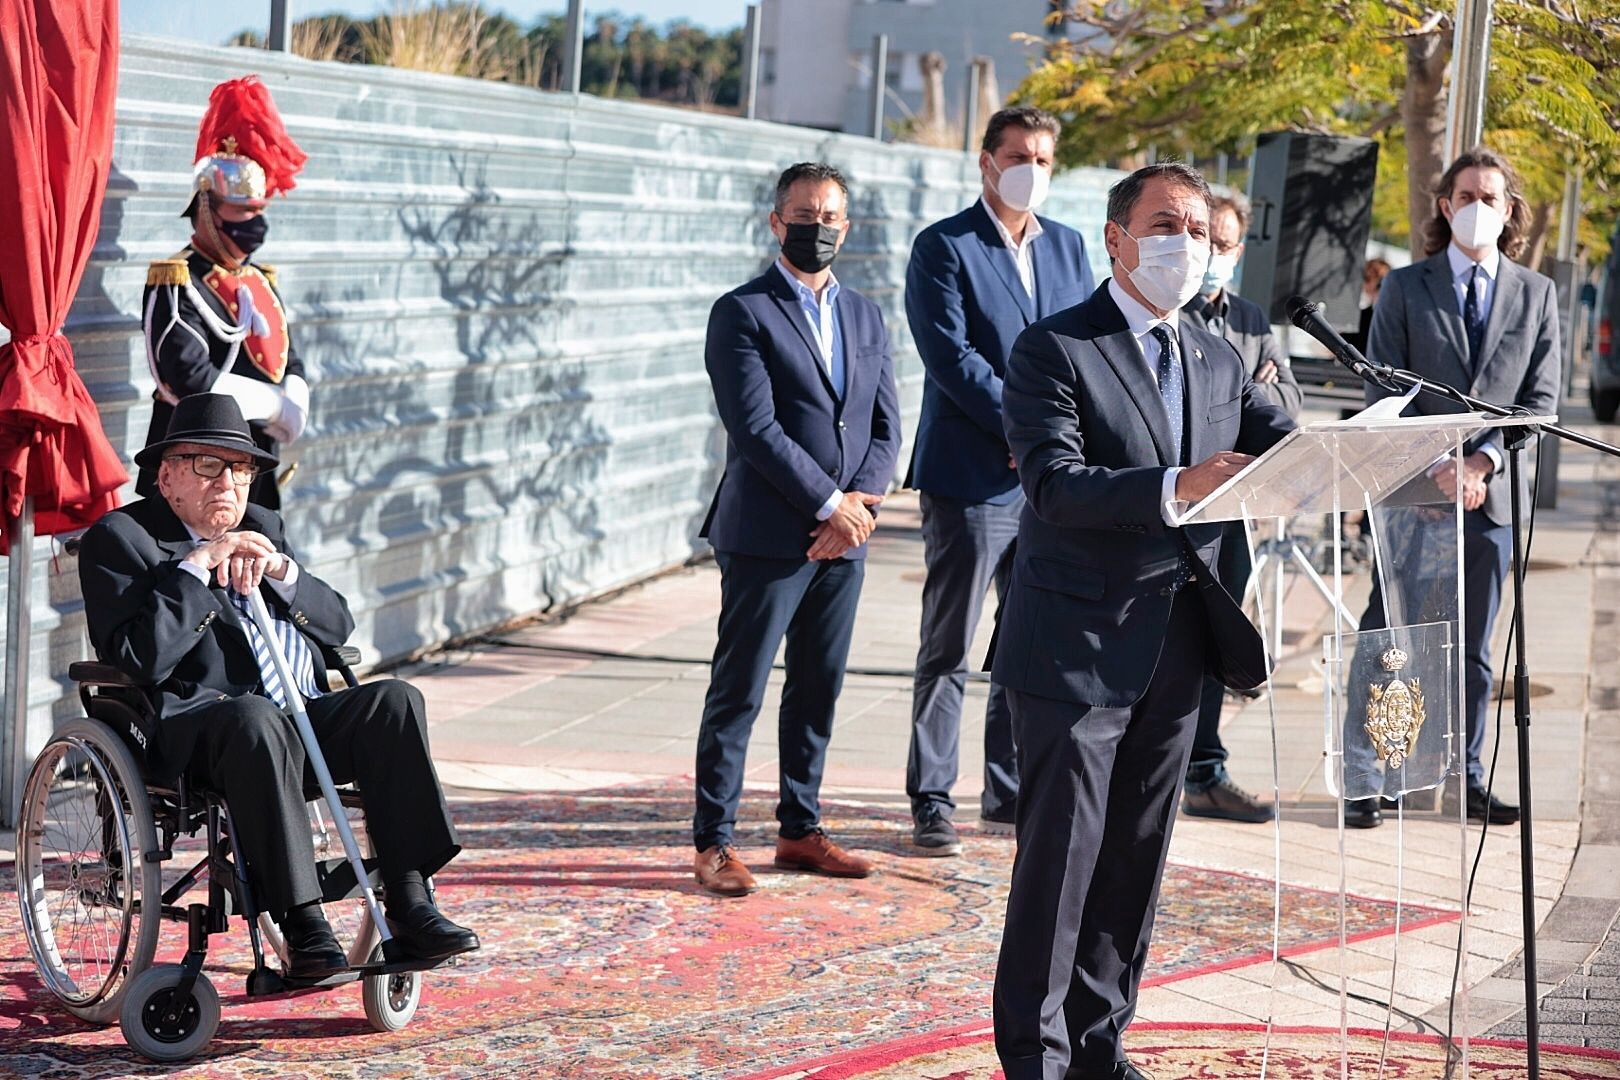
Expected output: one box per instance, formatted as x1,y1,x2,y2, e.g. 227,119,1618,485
1183,290,1303,418
992,283,1296,708
906,202,1094,502
78,497,355,774
700,265,902,560
1365,250,1562,527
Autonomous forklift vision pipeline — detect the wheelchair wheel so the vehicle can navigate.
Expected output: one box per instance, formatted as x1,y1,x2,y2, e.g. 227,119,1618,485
119,964,220,1062
15,717,162,1025
362,943,421,1032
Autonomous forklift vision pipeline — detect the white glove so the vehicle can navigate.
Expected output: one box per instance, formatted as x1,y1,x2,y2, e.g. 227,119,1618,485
264,373,310,445
209,372,282,421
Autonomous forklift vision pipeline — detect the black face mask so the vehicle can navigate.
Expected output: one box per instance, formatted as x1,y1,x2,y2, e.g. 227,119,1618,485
218,213,269,255
780,222,841,273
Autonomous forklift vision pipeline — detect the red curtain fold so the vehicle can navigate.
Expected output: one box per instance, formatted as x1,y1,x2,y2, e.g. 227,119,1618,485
0,0,128,553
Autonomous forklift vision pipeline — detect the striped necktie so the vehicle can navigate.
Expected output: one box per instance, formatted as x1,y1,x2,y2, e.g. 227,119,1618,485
1147,323,1186,465
227,587,322,708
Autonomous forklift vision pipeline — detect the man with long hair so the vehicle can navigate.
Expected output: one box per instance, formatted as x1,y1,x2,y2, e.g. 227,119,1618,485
1342,147,1562,829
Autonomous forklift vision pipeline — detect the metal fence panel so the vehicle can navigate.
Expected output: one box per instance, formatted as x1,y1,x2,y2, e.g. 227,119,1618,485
1,36,1121,820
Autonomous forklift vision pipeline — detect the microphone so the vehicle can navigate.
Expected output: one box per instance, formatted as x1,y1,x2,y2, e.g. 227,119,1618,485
1285,295,1382,381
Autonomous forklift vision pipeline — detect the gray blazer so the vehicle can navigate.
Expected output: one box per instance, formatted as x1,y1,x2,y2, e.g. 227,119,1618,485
1365,250,1562,527
1183,291,1303,418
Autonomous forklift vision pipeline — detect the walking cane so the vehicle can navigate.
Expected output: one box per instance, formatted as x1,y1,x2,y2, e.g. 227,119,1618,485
244,588,395,955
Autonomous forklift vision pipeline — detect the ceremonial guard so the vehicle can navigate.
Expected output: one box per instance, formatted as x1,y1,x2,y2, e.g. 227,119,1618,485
139,75,311,509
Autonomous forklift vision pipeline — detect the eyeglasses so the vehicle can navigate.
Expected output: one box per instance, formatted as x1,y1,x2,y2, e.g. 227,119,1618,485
165,453,261,486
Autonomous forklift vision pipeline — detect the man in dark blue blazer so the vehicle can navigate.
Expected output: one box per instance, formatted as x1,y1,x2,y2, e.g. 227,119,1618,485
692,162,902,897
990,164,1295,1080
903,106,1095,857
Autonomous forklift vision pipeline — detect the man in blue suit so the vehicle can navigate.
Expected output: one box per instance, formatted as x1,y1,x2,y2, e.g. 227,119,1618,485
904,106,1095,856
990,163,1295,1080
692,162,902,898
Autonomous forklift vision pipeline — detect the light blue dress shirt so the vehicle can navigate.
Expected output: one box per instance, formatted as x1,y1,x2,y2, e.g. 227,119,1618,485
776,259,848,521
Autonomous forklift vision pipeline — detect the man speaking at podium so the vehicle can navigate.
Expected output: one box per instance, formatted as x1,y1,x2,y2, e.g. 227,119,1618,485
1344,147,1562,829
990,162,1295,1080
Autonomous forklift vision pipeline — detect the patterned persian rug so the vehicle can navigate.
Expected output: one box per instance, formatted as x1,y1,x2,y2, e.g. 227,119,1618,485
1,784,1459,1078
779,1023,1620,1079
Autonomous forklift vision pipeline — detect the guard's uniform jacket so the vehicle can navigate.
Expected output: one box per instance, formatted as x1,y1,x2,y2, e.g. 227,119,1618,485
139,247,307,509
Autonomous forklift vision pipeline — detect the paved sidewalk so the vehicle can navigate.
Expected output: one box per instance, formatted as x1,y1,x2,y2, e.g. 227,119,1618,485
401,411,1620,1049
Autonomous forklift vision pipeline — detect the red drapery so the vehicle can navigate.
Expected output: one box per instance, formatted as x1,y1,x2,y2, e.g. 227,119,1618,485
0,0,128,553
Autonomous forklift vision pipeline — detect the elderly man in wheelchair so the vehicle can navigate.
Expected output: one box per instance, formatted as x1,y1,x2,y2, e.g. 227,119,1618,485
17,393,478,1056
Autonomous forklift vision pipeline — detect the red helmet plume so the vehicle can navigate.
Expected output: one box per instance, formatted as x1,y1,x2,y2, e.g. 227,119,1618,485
193,76,308,203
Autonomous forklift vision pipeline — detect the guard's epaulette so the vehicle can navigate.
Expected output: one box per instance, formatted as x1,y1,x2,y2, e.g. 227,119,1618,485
255,263,278,289
146,258,189,288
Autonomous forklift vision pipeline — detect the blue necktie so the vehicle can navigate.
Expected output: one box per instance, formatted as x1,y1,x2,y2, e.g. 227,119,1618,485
1463,266,1485,373
1148,323,1185,465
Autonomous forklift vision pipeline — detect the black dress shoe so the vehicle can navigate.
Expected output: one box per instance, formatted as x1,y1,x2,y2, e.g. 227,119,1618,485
283,920,348,981
385,902,481,961
1182,777,1275,823
1467,786,1520,825
1344,797,1382,829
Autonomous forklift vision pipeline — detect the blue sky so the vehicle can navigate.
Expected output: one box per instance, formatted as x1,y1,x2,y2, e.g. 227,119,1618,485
123,1,748,47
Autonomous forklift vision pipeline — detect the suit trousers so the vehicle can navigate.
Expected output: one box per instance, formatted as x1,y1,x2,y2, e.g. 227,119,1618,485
1345,508,1512,788
994,590,1208,1080
164,680,460,918
693,552,864,850
1187,523,1253,787
907,491,1022,820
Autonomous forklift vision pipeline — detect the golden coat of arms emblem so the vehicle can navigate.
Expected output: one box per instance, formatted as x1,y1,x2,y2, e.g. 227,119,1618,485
1364,646,1426,768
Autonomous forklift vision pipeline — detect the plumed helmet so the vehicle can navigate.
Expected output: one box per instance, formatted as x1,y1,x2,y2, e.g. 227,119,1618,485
190,76,307,210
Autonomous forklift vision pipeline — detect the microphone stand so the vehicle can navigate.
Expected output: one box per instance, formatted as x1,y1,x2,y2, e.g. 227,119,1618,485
1354,357,1620,1078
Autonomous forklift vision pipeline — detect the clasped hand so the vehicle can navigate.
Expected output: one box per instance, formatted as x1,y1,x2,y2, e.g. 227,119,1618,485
807,492,884,560
1431,452,1492,511
183,531,289,593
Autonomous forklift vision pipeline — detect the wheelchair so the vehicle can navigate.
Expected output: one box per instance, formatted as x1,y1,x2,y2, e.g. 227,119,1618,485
13,647,451,1062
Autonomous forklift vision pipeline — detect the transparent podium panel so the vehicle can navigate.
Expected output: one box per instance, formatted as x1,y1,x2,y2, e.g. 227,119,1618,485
1172,411,1553,1079
1329,620,1458,800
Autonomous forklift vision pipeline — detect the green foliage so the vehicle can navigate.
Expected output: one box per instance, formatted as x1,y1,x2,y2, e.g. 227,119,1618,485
1017,1,1620,257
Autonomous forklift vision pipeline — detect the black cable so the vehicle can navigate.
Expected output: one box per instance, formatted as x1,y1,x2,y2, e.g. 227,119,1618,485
1439,433,1545,1078
1277,955,1448,1038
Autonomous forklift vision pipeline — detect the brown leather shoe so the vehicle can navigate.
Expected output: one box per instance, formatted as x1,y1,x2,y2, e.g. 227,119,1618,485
694,845,757,897
773,829,873,878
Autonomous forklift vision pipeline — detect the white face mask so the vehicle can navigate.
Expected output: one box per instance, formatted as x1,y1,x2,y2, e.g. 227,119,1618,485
1200,251,1239,297
989,160,1051,214
1121,229,1210,313
1449,199,1506,251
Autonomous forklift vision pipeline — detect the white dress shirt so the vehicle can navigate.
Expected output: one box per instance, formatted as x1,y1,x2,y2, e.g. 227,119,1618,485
1108,278,1186,524
980,196,1043,298
774,260,849,522
1447,241,1504,474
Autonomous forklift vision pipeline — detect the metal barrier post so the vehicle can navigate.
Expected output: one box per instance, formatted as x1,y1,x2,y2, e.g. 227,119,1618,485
3,498,33,827
562,0,586,94
869,34,888,139
740,4,761,121
962,59,981,154
268,0,289,52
